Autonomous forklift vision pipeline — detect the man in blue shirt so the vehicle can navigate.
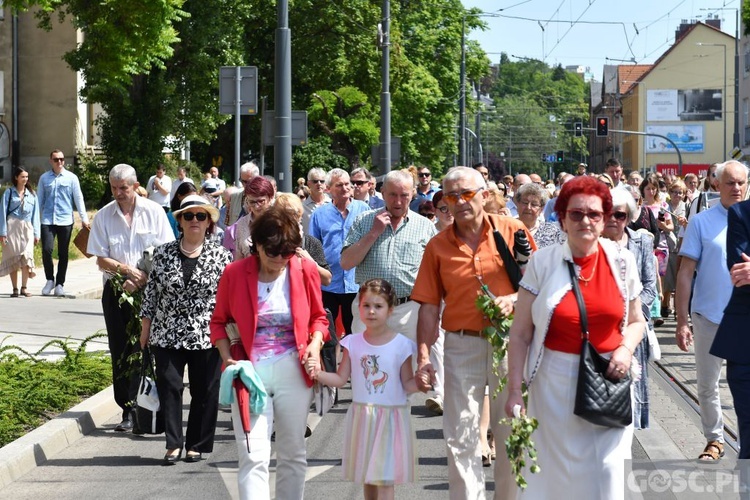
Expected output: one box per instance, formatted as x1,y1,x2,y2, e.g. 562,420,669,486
37,150,90,297
409,166,439,211
308,168,370,336
675,160,748,462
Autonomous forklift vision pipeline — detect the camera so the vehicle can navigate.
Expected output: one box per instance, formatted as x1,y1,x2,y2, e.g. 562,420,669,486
658,211,665,221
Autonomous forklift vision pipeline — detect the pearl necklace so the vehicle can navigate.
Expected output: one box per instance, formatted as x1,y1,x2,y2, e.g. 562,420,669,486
180,240,204,255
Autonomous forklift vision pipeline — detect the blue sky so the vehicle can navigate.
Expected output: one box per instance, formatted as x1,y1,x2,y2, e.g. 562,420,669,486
462,0,740,80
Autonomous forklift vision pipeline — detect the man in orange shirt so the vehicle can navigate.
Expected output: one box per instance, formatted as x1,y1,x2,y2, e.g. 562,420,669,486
412,166,535,500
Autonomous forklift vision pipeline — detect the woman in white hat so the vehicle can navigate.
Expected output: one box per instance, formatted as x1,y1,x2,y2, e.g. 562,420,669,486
139,195,232,464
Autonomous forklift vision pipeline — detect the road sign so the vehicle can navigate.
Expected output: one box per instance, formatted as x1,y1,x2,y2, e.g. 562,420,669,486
219,66,258,115
262,110,308,146
371,137,401,170
542,153,556,163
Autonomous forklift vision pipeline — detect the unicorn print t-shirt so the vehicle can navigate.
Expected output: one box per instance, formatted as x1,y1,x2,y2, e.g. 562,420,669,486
251,269,296,364
341,333,416,406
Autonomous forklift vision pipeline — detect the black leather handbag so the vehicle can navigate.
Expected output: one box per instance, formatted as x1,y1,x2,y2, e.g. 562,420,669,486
568,262,633,428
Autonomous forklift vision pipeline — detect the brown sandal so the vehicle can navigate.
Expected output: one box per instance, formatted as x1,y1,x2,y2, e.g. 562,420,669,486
10,288,19,297
19,287,31,297
698,440,724,461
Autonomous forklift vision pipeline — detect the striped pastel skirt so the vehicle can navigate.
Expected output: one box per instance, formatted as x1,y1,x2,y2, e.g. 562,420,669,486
342,402,417,485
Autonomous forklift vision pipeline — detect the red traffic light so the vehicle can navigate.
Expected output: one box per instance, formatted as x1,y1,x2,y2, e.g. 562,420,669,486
596,117,609,137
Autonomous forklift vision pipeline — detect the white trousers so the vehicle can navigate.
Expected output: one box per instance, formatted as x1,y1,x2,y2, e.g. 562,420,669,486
443,331,516,500
692,312,725,442
430,327,445,399
231,351,312,500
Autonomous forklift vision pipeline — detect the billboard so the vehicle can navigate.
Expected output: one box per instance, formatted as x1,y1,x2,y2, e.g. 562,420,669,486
645,125,704,153
647,89,722,121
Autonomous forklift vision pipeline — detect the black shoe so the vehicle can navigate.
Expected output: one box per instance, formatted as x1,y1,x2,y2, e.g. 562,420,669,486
654,318,664,327
114,413,134,432
185,451,203,463
163,449,182,465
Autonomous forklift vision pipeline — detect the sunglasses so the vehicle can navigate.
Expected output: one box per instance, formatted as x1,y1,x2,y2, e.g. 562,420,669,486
52,158,65,163
309,179,326,184
351,180,368,186
444,187,483,204
418,172,431,178
567,209,604,222
611,211,628,221
182,212,208,221
420,212,435,219
265,248,296,259
437,205,449,213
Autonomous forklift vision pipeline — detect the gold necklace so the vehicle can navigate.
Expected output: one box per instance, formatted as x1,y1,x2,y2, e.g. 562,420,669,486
577,250,599,286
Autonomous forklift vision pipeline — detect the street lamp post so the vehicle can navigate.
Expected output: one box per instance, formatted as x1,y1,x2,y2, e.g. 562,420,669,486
697,43,727,157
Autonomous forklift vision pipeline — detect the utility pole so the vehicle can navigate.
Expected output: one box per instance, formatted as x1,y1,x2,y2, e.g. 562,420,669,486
274,0,292,192
458,17,466,166
379,0,391,173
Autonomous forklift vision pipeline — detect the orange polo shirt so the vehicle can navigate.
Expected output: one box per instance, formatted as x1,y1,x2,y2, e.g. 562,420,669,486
411,214,536,332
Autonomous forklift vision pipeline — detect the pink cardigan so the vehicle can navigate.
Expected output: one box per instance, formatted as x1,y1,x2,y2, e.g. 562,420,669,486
210,255,330,387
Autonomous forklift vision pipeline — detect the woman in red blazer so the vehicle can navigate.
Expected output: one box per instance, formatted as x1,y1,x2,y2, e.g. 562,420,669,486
211,207,329,500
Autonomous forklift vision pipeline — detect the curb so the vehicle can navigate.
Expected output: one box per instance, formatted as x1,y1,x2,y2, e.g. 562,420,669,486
0,385,119,488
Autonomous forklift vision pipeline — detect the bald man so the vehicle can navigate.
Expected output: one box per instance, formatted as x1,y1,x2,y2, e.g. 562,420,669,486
506,174,531,217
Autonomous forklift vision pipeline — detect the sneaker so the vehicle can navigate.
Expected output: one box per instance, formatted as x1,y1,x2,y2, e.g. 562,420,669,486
42,280,54,296
425,396,444,416
54,285,65,297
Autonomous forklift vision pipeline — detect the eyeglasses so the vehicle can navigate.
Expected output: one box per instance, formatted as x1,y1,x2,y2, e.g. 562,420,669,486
567,209,604,222
52,158,65,163
611,211,628,221
420,213,435,219
444,187,483,204
418,172,431,178
181,212,208,222
309,179,326,184
669,190,684,195
351,180,368,186
437,205,449,213
246,198,268,207
518,200,542,209
265,248,296,259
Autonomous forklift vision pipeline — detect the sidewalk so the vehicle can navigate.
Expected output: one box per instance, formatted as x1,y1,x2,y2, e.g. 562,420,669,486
0,255,104,299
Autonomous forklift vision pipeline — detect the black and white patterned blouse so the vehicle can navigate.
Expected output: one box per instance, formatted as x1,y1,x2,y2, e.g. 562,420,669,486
141,239,232,350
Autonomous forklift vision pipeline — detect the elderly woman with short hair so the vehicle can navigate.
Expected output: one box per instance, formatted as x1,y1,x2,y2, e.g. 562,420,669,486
223,176,275,259
140,195,232,464
603,189,658,429
505,176,646,498
514,183,565,249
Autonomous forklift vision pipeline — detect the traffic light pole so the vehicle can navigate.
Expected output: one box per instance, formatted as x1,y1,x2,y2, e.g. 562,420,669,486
584,128,684,175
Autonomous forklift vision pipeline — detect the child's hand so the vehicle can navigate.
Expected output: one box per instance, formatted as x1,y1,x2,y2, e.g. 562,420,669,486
305,356,321,379
415,368,432,393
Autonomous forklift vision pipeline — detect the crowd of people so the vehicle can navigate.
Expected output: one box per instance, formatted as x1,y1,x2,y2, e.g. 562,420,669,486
3,153,750,499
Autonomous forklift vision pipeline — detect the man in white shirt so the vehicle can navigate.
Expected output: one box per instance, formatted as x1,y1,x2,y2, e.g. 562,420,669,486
170,166,194,201
88,164,174,432
605,158,628,191
146,164,172,211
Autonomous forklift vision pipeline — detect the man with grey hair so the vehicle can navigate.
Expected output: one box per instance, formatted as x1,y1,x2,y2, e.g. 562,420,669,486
412,166,535,499
224,161,260,227
88,164,174,432
350,166,385,209
342,169,437,339
675,160,748,461
302,167,331,232
309,168,370,336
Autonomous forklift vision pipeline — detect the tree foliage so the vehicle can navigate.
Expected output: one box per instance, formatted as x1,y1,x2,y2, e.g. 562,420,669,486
488,54,589,176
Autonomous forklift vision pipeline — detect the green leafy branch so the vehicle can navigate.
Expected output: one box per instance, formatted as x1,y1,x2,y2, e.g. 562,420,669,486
107,272,143,387
475,284,539,489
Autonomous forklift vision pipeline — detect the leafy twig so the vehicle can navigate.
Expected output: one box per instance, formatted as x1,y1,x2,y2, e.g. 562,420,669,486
475,280,539,489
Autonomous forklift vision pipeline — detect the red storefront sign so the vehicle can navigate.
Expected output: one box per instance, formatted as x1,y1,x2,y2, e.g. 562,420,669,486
656,164,711,178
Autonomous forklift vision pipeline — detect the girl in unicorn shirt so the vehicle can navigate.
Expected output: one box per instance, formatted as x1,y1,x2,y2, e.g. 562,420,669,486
309,278,419,498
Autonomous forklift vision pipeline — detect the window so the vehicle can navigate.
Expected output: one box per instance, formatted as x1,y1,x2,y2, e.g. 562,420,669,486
745,43,750,77
744,99,750,145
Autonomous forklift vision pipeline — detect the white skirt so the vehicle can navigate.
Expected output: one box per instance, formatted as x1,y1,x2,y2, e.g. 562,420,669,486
521,348,633,500
0,217,35,277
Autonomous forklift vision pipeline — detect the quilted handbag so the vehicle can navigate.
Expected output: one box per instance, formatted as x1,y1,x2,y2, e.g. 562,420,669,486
567,262,632,428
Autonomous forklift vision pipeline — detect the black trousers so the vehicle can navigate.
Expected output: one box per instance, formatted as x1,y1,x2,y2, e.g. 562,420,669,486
152,346,222,452
41,224,73,285
322,291,357,336
102,280,141,418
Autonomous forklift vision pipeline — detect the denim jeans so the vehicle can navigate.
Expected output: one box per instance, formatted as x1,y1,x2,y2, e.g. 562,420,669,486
632,334,650,429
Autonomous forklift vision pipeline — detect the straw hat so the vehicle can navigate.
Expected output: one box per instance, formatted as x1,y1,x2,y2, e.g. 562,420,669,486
172,195,219,222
